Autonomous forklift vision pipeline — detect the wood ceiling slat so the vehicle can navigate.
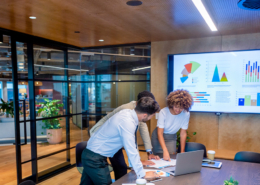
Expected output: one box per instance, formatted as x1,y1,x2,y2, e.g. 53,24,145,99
0,0,260,47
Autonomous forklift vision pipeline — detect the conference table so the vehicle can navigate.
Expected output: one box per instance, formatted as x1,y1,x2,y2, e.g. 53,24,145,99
112,154,260,185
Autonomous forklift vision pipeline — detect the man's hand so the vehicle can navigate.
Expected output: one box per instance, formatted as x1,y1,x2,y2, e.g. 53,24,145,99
163,150,171,161
141,160,155,166
144,171,160,180
148,154,160,160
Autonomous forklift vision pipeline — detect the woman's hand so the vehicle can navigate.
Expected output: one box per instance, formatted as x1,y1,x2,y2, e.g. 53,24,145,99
163,150,171,161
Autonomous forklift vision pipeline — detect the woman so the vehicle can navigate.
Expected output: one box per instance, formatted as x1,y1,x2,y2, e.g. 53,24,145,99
151,89,193,161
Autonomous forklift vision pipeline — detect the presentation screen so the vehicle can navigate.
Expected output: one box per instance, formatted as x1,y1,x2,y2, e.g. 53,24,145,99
168,50,260,114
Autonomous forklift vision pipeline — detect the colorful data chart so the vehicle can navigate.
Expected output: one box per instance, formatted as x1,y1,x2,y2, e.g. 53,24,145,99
190,92,210,103
212,65,228,82
245,61,260,82
180,61,201,83
238,93,260,106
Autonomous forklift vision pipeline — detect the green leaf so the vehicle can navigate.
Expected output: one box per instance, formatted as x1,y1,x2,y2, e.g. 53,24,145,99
193,132,197,135
44,98,50,102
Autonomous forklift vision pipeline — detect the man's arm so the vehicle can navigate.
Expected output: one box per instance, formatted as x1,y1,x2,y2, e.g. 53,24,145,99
89,106,124,136
119,123,145,178
138,122,159,160
90,102,135,136
138,122,152,151
180,129,187,153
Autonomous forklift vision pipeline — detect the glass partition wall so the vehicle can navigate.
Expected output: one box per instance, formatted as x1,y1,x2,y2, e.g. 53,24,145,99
0,30,150,184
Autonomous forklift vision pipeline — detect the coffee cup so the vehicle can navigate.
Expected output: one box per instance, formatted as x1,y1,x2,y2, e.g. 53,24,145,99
136,178,147,185
207,150,215,161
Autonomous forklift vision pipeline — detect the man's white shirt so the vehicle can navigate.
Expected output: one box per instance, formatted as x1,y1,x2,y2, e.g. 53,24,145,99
87,109,145,178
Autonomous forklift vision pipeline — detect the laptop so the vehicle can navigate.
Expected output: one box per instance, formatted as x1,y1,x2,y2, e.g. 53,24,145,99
162,150,204,176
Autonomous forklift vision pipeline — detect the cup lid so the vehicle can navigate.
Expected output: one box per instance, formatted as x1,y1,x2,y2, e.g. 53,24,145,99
207,150,215,154
136,178,147,183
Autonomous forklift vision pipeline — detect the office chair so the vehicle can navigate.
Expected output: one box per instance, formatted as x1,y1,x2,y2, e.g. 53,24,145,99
177,142,207,158
19,180,35,185
75,141,113,174
234,151,260,163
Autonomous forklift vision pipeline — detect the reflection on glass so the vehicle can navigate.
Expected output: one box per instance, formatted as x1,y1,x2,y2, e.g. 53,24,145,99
17,42,28,79
36,117,67,157
0,35,12,80
67,51,151,82
37,151,68,174
34,45,65,80
35,81,66,117
18,81,30,121
68,52,81,81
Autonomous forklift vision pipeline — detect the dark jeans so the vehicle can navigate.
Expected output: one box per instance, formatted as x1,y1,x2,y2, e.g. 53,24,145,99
109,148,128,180
80,148,112,185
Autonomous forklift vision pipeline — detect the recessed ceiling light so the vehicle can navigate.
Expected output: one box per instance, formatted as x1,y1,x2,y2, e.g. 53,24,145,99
126,0,142,6
192,0,217,31
29,16,37,19
99,39,104,42
0,42,2,44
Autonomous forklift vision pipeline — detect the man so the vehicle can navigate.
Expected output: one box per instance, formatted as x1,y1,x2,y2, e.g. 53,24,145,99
90,91,160,180
80,97,160,185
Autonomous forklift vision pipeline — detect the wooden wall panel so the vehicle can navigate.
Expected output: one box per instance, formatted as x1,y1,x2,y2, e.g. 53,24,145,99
151,33,260,156
188,112,219,150
219,114,260,153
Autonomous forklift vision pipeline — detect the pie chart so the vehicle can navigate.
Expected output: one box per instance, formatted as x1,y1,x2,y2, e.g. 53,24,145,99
180,61,201,83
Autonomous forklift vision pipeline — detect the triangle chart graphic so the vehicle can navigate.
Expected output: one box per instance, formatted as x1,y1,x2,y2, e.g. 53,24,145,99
220,72,228,82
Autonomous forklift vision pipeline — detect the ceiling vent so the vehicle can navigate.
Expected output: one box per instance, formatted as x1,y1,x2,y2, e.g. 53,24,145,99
238,0,260,11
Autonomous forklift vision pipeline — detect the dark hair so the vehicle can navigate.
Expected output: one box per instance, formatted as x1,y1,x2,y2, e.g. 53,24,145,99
135,97,160,115
167,89,193,112
137,91,155,101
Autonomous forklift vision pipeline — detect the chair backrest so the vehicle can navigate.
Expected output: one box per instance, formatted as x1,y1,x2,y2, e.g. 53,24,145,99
19,180,35,185
76,141,88,167
234,151,260,163
178,142,207,158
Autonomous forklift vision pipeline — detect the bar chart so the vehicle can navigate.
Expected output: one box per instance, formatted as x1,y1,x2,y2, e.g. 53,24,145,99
237,92,260,106
190,92,210,104
245,61,260,83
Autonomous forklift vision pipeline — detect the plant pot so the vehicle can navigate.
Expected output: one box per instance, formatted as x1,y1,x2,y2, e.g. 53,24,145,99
46,128,62,144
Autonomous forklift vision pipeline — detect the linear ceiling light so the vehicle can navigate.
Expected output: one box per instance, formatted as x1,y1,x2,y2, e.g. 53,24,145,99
132,66,151,71
34,64,89,72
192,0,217,31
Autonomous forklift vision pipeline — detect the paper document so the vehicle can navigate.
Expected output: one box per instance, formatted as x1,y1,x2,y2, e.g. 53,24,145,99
147,159,176,169
143,169,170,177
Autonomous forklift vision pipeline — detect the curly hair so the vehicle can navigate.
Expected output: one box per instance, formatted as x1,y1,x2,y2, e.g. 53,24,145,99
166,89,193,112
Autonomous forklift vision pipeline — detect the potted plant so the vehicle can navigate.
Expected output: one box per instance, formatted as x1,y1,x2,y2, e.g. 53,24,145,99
0,99,14,118
224,176,239,185
38,98,64,144
176,130,197,149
